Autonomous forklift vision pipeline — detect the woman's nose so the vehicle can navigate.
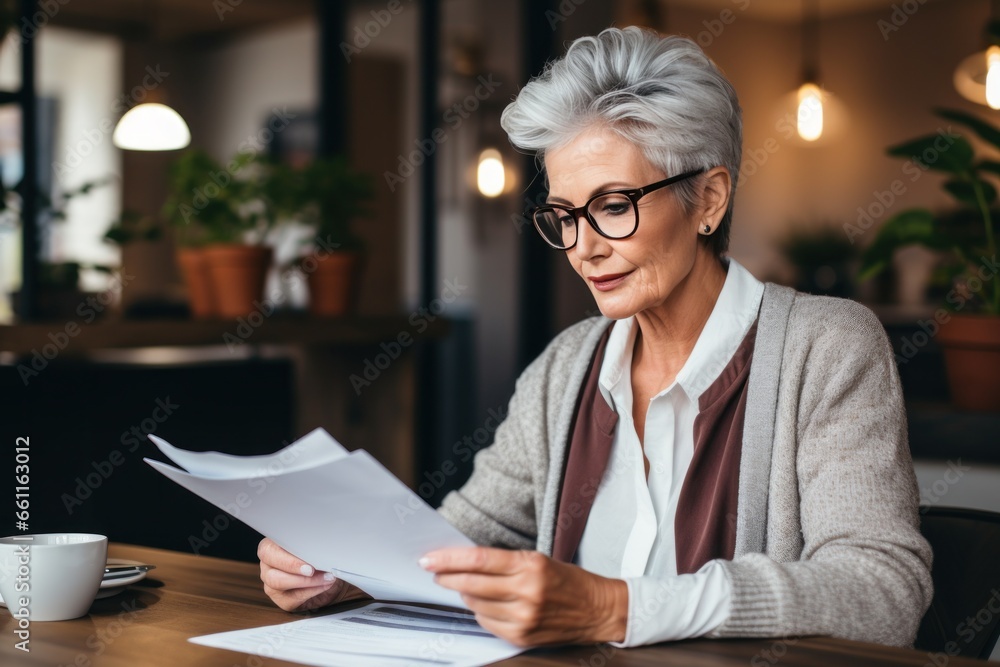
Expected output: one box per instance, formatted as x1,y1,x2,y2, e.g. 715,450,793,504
574,215,607,259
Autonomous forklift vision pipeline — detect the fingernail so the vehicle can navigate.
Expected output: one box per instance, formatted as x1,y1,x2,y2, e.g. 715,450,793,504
300,564,315,576
323,572,337,582
418,556,432,569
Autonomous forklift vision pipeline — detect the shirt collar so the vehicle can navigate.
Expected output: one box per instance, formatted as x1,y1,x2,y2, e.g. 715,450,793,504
598,257,764,407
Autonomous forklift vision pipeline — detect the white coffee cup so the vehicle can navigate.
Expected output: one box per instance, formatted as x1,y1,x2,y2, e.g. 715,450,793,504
0,533,108,622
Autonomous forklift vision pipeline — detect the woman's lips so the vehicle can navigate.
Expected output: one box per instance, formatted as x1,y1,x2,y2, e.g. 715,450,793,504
588,271,631,292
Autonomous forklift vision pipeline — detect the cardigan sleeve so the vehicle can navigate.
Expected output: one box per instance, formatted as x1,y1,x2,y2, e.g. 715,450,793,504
436,370,542,551
713,299,933,647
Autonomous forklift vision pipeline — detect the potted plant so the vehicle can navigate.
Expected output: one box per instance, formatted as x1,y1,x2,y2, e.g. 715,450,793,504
780,224,858,298
296,156,374,316
163,150,272,319
859,108,1000,412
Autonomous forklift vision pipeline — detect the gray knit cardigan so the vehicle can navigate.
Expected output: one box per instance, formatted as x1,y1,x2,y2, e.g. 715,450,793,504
438,283,933,647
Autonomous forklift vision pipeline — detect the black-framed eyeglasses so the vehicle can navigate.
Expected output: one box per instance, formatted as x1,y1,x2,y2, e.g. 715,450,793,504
529,168,706,250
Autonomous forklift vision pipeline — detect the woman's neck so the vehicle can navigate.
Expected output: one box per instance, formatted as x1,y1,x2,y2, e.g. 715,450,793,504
632,251,728,378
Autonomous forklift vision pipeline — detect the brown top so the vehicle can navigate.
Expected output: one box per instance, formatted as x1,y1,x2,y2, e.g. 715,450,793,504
552,318,759,574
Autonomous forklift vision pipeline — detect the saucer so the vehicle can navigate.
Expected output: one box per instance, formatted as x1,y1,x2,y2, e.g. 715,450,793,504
95,558,151,599
0,558,150,606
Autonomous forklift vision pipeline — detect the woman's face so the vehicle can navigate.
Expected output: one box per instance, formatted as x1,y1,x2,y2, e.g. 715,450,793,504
544,126,705,321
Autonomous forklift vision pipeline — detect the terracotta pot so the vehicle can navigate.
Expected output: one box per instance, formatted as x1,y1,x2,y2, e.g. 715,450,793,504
937,313,1000,412
305,252,360,316
202,244,273,318
175,247,217,318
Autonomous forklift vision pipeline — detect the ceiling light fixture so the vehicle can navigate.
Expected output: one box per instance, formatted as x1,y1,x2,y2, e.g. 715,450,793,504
796,0,824,142
111,0,191,151
113,102,190,151
954,0,1000,109
476,148,505,198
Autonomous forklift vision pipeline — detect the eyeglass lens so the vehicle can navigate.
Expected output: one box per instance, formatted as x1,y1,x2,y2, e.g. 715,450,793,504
534,192,636,248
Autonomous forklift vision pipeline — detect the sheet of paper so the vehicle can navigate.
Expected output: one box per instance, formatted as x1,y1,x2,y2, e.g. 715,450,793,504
190,603,525,667
144,431,474,607
148,428,348,479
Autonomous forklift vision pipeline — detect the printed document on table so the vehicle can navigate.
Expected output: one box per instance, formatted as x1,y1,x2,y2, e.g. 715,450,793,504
144,428,475,607
190,603,525,667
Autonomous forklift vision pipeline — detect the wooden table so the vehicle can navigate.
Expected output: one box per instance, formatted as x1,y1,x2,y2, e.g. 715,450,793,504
0,544,979,666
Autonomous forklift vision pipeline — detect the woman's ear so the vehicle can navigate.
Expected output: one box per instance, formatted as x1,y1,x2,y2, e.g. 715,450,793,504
695,167,732,234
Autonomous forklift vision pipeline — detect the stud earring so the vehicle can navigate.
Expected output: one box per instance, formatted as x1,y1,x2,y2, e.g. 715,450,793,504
703,225,711,234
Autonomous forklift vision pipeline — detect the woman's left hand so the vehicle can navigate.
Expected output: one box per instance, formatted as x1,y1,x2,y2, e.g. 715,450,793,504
419,547,628,647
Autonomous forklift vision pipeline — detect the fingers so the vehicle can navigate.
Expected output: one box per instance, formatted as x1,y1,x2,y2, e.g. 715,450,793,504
433,572,519,601
419,546,524,575
263,580,339,612
258,537,317,576
260,561,337,591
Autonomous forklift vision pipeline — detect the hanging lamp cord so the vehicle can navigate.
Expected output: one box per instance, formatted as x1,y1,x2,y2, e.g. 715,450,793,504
802,0,820,84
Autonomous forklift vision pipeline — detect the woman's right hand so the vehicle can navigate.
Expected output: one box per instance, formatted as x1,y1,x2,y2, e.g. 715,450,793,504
258,537,354,612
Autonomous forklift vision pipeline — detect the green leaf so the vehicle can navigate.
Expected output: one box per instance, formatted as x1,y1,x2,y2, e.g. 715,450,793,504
935,108,1000,152
943,178,998,206
887,133,973,174
103,227,130,245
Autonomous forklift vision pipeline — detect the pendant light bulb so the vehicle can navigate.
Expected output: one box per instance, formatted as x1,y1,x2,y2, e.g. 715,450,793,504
113,103,191,151
476,149,505,198
986,46,1000,110
796,82,824,142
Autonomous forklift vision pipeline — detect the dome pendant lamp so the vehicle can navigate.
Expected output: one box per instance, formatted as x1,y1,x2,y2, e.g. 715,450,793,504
111,0,191,151
113,102,190,151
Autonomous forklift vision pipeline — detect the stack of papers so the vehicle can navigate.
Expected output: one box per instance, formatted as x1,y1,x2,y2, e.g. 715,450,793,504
191,603,524,667
145,429,526,667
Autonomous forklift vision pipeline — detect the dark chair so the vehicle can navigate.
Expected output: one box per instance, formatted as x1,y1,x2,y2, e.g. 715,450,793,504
915,506,1000,660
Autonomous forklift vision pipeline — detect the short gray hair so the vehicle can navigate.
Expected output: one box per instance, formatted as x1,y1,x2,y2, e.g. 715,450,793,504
501,26,742,255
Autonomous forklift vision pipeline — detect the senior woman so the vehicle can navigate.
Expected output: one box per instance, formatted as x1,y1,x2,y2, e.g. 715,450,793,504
258,27,932,649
